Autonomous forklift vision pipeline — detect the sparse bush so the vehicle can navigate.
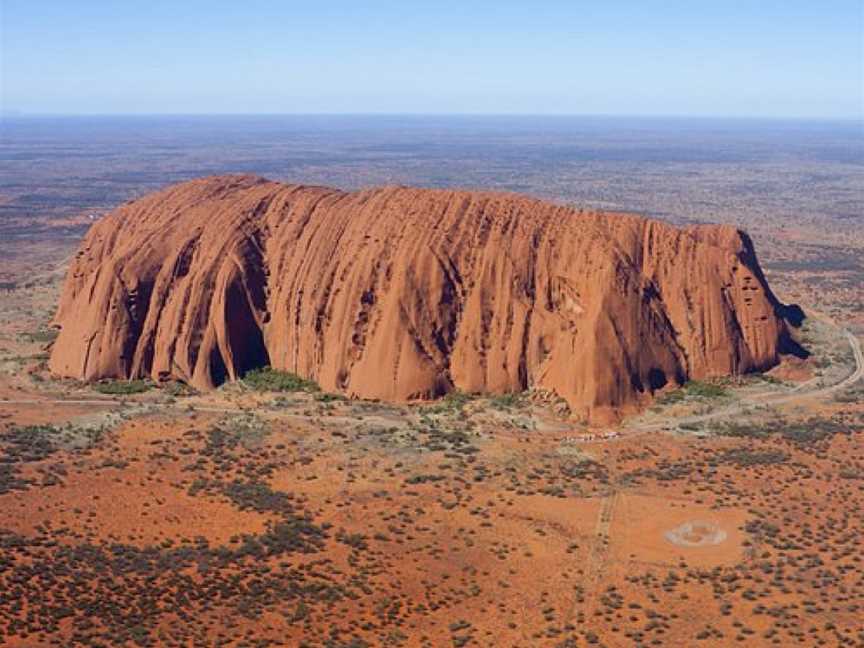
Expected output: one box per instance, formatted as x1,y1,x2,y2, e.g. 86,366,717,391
489,392,524,410
780,420,849,445
21,328,59,344
684,381,729,399
404,473,445,485
424,390,476,415
716,416,852,446
752,373,782,385
162,381,196,397
658,380,729,404
336,530,368,551
719,448,788,467
715,421,770,439
314,391,345,402
94,379,152,395
243,367,319,392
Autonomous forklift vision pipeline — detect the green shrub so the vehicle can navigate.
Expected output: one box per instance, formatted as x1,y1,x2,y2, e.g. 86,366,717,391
442,390,474,407
489,392,524,410
752,373,782,385
424,390,476,414
404,473,445,485
716,417,851,446
336,530,368,551
314,391,345,402
222,479,295,514
715,422,770,439
162,381,197,397
94,379,152,395
719,448,788,467
657,389,686,405
684,380,729,398
780,420,849,445
242,367,319,392
658,380,729,404
21,328,59,344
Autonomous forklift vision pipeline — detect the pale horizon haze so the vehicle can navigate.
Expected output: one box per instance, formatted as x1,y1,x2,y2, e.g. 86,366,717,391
1,0,862,120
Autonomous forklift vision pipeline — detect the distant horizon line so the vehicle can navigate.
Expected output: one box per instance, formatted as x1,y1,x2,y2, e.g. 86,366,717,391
2,111,862,123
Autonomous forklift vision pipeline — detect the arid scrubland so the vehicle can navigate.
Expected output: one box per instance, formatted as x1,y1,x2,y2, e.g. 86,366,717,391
0,116,861,646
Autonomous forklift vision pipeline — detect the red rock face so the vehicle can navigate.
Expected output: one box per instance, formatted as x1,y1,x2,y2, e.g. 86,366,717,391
50,175,792,422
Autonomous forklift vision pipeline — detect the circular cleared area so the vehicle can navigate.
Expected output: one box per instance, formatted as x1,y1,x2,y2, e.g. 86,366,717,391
664,520,727,547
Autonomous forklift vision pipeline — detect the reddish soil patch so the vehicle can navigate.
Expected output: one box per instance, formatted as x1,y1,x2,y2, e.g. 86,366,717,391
611,493,746,568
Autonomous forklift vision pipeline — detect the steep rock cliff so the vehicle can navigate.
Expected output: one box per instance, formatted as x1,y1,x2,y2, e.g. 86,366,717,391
50,175,794,422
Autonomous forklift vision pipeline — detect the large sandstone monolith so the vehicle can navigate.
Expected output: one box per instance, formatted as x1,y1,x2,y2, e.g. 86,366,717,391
50,175,796,422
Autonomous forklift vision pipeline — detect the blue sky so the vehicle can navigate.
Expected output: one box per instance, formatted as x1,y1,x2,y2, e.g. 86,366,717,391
1,1,861,118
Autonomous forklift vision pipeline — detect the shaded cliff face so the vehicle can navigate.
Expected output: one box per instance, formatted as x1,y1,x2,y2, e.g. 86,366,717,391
50,175,792,422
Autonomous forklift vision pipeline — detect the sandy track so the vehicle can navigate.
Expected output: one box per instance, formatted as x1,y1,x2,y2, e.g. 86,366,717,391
631,323,863,434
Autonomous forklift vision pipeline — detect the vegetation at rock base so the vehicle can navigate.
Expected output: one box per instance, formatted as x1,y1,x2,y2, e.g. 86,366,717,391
242,367,320,393
93,379,152,395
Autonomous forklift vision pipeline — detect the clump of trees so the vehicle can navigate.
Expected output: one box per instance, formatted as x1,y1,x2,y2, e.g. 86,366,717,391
94,379,152,395
242,367,319,392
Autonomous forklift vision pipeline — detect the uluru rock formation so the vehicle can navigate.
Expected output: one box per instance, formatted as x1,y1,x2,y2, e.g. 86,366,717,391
50,175,797,422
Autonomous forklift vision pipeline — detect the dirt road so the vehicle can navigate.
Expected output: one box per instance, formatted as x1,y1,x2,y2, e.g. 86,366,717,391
633,325,863,434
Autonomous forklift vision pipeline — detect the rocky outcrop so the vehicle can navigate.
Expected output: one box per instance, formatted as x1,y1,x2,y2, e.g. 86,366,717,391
50,175,795,422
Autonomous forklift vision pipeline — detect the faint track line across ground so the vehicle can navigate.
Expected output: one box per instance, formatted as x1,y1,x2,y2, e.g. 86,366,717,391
625,318,862,436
